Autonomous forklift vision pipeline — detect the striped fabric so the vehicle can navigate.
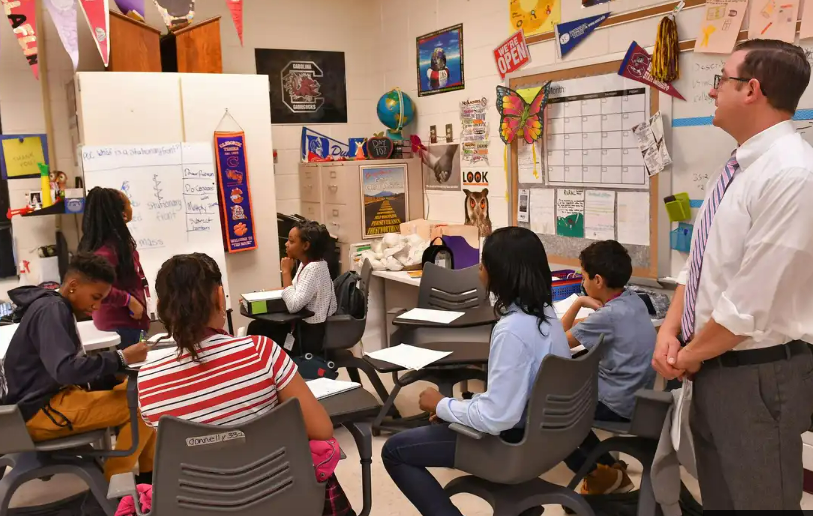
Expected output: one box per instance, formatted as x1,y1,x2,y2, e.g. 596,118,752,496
681,153,739,341
137,334,297,428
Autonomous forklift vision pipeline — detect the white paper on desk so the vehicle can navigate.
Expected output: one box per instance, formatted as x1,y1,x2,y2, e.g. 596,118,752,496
366,344,453,371
617,191,649,246
396,308,464,325
553,294,595,320
243,290,283,302
307,378,361,400
530,189,555,235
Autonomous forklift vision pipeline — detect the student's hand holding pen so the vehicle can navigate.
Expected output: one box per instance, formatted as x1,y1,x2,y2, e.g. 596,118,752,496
122,342,148,365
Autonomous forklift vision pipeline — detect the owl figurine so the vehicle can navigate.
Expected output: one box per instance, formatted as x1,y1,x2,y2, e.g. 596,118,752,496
464,188,492,238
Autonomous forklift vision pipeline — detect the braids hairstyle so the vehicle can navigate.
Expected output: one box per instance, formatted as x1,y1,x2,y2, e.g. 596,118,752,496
155,253,223,362
66,252,116,285
481,226,553,334
78,187,137,283
297,221,334,262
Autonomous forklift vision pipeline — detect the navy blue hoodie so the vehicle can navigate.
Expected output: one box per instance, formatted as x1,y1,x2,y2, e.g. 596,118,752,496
2,286,121,421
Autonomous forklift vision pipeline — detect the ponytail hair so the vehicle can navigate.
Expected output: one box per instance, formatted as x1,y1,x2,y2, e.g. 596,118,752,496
296,221,333,262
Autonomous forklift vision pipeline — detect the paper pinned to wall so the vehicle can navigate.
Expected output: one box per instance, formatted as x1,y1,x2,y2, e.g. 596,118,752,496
632,112,671,176
517,140,543,183
1,135,48,179
617,191,650,246
530,188,555,235
748,0,799,43
584,190,615,240
518,188,530,222
556,189,585,237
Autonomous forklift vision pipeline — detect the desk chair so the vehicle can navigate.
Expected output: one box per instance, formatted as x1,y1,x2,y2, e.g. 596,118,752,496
565,390,676,516
443,337,605,516
323,260,394,408
108,398,324,516
0,378,142,516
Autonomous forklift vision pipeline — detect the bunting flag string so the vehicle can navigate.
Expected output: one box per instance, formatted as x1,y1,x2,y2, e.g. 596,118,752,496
43,0,79,71
226,0,242,45
78,0,110,66
2,0,39,79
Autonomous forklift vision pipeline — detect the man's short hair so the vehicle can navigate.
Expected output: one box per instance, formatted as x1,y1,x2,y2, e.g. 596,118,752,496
734,39,811,114
66,252,116,284
579,240,633,289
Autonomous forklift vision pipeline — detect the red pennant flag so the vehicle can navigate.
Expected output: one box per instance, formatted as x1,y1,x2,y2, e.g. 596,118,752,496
2,0,39,79
226,0,242,45
618,41,685,101
78,0,111,67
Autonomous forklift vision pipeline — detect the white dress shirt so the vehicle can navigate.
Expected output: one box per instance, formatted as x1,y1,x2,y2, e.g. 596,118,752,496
677,121,813,350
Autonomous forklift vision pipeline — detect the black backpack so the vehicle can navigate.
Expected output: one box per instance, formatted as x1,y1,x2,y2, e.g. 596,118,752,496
421,237,454,269
333,271,365,319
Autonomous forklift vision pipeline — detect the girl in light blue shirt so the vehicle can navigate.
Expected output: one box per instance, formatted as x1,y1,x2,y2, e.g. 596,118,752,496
382,226,570,516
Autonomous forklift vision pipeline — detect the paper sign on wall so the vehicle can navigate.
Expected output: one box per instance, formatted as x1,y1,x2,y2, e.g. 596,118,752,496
617,191,649,246
518,188,530,222
0,135,48,179
801,0,813,39
748,0,799,43
494,30,530,79
556,189,585,237
695,0,748,53
584,190,615,240
530,188,555,235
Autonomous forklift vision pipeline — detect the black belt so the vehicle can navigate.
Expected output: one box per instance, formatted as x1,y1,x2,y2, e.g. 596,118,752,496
704,340,811,369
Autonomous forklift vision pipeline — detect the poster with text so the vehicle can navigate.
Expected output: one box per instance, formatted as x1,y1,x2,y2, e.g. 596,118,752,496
423,144,462,191
509,0,560,37
556,189,585,237
361,165,408,239
256,48,347,124
695,0,748,54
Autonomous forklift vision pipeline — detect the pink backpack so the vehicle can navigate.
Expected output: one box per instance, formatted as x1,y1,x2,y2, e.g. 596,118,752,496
310,438,341,482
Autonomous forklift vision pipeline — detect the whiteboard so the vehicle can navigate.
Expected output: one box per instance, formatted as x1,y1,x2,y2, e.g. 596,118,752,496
670,41,813,200
81,142,232,309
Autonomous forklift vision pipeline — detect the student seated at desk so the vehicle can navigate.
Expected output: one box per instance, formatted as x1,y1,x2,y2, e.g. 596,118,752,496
382,227,570,516
79,187,150,349
248,221,337,356
137,253,355,516
561,240,657,495
0,253,155,481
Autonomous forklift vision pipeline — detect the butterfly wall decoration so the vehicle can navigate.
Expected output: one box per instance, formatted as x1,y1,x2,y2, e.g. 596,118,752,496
495,81,552,145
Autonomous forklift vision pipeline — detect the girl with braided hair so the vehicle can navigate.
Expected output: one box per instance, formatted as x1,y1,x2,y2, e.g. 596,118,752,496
79,187,150,348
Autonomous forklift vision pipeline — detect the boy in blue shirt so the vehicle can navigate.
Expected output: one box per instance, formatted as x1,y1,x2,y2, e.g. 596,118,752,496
561,240,657,495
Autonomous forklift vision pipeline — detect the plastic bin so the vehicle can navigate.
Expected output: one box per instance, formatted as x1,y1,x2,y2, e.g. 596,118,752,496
670,223,693,253
552,269,583,302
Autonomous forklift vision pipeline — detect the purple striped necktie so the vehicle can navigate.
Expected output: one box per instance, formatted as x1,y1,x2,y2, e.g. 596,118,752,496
681,153,739,341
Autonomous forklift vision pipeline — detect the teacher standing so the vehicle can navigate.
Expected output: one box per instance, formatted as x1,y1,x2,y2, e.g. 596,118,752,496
653,39,813,510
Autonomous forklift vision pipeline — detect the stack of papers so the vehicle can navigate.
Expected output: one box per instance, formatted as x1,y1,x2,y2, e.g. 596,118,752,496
365,344,452,370
395,308,464,325
306,378,361,400
553,294,595,321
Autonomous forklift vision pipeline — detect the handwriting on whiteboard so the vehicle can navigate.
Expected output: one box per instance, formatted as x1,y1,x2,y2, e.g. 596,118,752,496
691,60,724,105
82,144,182,162
693,172,710,192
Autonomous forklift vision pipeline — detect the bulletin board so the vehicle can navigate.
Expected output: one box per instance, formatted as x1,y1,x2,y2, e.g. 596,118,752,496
509,59,660,279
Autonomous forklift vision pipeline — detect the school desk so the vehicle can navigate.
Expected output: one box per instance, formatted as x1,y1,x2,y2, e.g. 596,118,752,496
0,321,121,359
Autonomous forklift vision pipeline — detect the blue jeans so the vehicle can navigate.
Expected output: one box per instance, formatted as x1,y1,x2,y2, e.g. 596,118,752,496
115,328,144,349
563,401,629,475
381,424,461,516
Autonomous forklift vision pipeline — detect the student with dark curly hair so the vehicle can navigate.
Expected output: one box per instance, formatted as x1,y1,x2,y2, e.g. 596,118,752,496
1,253,155,481
248,221,337,356
79,187,150,348
382,227,570,516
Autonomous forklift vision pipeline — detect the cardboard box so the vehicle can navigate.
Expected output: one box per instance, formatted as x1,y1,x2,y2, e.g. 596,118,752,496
240,291,287,316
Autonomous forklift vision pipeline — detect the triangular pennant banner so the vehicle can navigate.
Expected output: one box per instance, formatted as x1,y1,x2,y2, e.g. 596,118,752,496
78,0,110,67
113,0,145,21
43,0,79,71
226,0,242,45
618,41,685,100
153,0,195,31
555,12,609,59
3,0,39,79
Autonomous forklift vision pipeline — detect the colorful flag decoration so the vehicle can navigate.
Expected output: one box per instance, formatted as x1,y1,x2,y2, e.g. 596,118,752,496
555,12,609,58
618,41,685,100
226,0,242,45
2,0,39,78
43,0,79,71
78,0,111,67
113,0,145,21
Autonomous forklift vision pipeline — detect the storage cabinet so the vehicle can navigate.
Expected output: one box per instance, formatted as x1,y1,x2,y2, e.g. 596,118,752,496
299,158,424,271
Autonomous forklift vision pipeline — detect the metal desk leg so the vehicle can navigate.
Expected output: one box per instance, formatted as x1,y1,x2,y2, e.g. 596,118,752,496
344,422,373,516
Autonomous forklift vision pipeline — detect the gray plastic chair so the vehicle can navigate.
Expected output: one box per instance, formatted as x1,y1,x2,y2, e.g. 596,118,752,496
565,389,675,516
417,262,487,310
443,336,605,516
108,398,324,516
324,259,394,407
0,376,143,516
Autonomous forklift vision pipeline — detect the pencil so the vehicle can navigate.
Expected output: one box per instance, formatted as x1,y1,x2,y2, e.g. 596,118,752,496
761,22,773,34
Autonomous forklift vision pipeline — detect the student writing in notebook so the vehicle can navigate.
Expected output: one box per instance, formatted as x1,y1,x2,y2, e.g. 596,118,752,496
79,187,150,349
561,240,656,495
137,253,355,515
248,221,337,356
382,226,570,516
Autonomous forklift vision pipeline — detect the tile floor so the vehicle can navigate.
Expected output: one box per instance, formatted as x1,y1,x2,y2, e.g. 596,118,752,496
6,371,813,515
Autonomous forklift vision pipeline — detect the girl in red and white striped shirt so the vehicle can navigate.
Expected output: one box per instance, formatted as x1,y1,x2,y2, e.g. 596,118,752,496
137,253,333,439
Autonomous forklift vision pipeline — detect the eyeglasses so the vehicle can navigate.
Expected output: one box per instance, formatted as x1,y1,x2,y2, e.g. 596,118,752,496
713,74,750,89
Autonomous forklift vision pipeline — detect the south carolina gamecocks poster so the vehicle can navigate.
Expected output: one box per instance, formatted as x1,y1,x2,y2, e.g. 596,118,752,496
255,48,348,124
